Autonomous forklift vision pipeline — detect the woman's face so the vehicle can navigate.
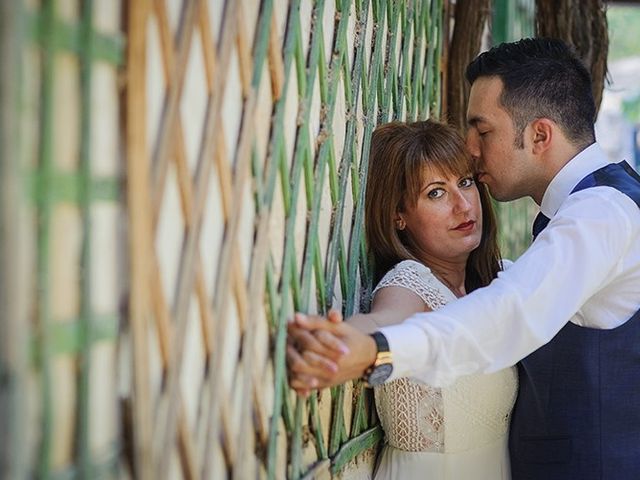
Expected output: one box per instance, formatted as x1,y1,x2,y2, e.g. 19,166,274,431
399,167,483,264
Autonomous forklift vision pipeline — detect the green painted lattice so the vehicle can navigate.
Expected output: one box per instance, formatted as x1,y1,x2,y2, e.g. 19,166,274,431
24,1,124,478
257,0,445,477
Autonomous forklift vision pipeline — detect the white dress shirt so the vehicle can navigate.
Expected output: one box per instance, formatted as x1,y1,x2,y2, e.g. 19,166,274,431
379,143,640,387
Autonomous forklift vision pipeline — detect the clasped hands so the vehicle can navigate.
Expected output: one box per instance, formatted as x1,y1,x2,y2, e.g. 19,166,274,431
286,310,377,397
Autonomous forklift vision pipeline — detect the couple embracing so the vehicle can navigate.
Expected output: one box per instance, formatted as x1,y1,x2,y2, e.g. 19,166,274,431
288,38,640,479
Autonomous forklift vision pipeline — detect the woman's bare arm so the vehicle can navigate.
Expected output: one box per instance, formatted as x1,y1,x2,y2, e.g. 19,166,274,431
347,286,429,333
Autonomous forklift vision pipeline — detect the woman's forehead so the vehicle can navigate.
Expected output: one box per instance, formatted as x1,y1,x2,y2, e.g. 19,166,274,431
420,162,472,181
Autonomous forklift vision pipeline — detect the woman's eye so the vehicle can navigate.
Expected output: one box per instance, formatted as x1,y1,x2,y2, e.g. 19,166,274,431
427,188,445,199
479,131,488,137
459,177,475,188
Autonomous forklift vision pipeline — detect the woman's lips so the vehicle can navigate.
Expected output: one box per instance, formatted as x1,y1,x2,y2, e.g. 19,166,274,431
454,220,476,231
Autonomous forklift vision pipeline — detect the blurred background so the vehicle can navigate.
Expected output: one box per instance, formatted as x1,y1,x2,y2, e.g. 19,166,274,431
596,4,640,169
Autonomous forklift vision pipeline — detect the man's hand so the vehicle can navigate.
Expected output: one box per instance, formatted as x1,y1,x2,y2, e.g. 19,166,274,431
287,310,378,396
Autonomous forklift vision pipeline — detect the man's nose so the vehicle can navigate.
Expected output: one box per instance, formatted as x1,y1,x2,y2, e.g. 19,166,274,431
465,130,480,161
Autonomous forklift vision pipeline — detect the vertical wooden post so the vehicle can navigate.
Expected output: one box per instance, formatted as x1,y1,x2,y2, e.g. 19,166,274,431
126,1,154,478
0,0,28,476
535,0,608,114
446,0,491,130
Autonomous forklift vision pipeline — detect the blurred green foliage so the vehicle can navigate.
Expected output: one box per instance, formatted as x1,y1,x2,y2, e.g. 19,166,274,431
607,6,640,61
622,95,640,123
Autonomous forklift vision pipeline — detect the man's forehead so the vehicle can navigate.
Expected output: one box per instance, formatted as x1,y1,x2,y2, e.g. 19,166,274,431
467,78,506,124
471,75,504,92
466,104,494,127
468,77,503,104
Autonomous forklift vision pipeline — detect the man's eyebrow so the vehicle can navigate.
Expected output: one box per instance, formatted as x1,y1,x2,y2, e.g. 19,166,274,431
467,115,487,127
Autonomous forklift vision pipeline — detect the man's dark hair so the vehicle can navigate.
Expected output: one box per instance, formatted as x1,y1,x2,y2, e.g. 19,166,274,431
465,38,596,149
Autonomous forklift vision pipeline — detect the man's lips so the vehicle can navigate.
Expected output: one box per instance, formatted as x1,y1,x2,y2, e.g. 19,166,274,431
453,220,476,231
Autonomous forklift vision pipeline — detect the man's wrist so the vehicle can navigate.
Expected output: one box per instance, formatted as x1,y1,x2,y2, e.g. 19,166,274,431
364,334,377,371
362,331,393,386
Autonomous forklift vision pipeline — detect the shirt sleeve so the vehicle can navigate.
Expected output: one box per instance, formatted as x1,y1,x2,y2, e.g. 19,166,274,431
379,188,640,387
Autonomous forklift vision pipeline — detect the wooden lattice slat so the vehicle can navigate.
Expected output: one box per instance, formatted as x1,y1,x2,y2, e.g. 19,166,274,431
127,0,154,477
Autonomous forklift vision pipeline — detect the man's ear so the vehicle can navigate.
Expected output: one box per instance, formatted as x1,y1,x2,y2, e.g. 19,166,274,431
530,118,553,154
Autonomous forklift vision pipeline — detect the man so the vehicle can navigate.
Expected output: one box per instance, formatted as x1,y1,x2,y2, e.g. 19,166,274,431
288,38,640,479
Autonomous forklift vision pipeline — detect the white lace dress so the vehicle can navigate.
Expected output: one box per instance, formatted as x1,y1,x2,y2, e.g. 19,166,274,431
372,260,518,479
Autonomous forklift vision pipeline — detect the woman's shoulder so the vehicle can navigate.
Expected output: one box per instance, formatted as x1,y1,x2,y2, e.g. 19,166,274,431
376,260,433,286
384,259,431,276
373,260,450,309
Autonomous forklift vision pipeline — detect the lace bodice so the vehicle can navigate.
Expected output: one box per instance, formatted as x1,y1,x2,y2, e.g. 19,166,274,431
372,260,518,453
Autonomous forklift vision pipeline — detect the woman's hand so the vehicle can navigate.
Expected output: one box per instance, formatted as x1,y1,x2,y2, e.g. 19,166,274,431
287,310,377,396
287,310,347,396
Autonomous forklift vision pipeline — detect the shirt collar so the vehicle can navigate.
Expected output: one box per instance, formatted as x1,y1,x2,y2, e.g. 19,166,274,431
539,143,610,217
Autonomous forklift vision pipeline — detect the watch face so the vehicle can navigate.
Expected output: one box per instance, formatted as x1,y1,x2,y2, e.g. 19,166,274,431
367,363,393,386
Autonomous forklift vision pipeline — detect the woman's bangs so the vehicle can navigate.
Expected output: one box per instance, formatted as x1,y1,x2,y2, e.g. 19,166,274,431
428,150,475,178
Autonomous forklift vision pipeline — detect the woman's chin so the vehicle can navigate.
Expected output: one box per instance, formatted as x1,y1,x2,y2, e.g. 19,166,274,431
463,239,483,255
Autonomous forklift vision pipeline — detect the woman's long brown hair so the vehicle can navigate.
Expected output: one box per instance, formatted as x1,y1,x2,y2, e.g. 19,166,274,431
365,120,502,291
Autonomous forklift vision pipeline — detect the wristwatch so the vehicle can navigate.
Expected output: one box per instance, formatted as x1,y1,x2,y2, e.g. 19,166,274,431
363,331,393,387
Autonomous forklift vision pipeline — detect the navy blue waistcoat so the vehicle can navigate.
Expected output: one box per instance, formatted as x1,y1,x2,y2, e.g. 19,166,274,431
509,161,640,480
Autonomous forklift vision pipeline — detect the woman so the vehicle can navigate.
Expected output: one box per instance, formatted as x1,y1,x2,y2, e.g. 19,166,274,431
290,120,517,478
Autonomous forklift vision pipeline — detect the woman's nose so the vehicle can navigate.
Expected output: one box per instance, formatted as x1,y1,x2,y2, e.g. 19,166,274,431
453,190,472,213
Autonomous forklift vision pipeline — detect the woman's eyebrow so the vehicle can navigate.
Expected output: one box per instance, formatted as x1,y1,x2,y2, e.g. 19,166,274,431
421,180,446,192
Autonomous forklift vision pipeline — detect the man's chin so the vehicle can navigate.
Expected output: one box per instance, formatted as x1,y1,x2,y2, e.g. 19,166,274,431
481,177,523,202
485,185,512,202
